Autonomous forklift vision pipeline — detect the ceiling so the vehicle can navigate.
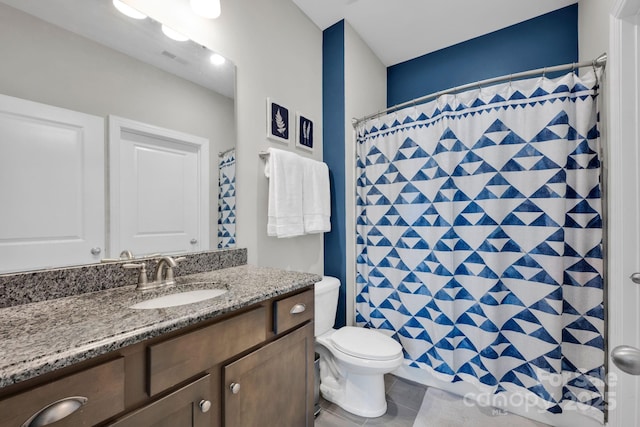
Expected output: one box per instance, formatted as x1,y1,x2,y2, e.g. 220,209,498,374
0,0,235,98
293,0,578,66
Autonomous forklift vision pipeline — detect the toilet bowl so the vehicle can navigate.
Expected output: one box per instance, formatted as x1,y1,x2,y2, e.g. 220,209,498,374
315,276,403,418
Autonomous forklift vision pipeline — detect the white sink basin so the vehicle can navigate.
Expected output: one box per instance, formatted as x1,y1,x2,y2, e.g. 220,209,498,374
130,289,227,309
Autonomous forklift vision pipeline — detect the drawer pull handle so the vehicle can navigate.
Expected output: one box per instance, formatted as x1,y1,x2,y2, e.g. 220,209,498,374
290,303,306,315
23,396,88,427
199,399,212,413
230,382,241,394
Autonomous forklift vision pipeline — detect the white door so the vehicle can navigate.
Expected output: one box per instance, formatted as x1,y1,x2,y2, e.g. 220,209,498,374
109,116,209,258
0,93,104,273
607,1,640,425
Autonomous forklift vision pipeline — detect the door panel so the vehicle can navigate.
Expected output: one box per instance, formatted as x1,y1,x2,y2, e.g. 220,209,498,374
0,93,104,273
109,116,209,257
608,3,640,425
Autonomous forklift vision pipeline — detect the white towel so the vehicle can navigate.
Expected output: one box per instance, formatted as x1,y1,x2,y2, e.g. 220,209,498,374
301,157,331,233
265,147,304,237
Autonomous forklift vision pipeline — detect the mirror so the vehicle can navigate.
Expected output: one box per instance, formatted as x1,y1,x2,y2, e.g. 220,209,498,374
0,0,236,274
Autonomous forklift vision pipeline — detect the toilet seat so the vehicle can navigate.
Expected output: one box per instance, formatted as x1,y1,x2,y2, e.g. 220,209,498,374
330,326,402,361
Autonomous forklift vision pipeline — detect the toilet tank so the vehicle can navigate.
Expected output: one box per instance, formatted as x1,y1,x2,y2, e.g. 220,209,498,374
314,276,340,337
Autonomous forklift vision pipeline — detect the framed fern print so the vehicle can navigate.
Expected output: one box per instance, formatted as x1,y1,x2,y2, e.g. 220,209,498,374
295,113,314,152
266,98,290,144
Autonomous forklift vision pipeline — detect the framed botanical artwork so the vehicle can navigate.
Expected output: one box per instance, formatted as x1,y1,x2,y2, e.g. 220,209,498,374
266,98,290,144
295,113,314,152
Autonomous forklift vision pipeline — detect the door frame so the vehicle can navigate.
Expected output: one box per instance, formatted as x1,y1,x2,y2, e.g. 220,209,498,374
607,0,640,425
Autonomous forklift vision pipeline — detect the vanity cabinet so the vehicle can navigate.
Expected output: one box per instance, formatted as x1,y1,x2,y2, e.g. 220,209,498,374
0,286,314,427
223,323,313,427
108,375,212,427
0,358,125,426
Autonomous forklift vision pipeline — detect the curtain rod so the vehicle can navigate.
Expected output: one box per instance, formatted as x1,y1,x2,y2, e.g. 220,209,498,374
218,147,235,157
352,53,607,127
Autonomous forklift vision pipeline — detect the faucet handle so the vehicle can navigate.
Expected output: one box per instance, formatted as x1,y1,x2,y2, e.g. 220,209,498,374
123,262,148,288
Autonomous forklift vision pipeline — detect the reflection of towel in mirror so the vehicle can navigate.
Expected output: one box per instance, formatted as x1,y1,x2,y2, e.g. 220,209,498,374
265,147,304,237
302,157,331,234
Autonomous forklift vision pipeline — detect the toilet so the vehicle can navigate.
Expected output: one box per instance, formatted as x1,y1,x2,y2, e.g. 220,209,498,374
315,276,404,418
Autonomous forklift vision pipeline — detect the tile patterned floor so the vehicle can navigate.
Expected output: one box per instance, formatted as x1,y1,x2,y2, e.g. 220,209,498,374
315,375,427,427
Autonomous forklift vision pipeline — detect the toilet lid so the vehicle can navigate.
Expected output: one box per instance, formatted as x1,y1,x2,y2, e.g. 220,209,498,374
330,327,402,361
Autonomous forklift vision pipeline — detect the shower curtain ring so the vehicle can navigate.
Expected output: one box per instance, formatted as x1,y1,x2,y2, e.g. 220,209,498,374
542,67,547,79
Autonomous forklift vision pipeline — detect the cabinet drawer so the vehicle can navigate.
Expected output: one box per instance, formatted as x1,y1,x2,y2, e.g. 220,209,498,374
0,358,125,427
273,288,314,334
148,306,266,396
108,374,211,427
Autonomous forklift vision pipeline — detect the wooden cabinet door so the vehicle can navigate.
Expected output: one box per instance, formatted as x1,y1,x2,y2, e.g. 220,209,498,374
224,323,314,427
107,374,211,427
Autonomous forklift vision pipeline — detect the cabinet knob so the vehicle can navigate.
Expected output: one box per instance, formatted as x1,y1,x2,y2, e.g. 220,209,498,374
230,382,241,394
90,247,101,255
199,399,211,413
190,238,198,244
630,272,640,284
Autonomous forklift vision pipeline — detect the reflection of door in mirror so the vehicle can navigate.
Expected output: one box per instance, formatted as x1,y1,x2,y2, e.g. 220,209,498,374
0,94,105,273
0,0,236,273
218,149,236,249
109,116,210,257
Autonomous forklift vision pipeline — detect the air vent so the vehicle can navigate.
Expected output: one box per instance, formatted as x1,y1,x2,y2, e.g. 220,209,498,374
161,50,189,66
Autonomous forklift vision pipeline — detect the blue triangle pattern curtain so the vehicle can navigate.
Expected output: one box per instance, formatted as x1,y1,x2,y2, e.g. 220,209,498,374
218,149,236,249
355,71,604,422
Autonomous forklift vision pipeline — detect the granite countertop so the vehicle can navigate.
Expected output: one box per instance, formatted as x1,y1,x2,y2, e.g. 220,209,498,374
0,265,321,389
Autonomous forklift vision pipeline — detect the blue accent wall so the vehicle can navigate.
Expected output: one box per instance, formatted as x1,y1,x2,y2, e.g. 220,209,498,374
323,20,347,328
387,5,579,106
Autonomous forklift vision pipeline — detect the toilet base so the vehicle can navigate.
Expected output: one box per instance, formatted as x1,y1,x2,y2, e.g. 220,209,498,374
320,370,388,418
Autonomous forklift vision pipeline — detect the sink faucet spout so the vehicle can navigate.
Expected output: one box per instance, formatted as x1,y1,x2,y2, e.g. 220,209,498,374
154,256,184,285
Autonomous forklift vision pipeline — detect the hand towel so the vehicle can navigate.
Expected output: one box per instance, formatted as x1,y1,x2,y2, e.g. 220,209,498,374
265,147,304,237
301,157,331,233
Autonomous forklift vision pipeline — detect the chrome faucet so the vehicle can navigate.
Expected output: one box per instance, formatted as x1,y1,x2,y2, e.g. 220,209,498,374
154,256,185,286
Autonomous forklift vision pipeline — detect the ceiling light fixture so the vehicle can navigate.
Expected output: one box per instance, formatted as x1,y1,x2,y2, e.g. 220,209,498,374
112,0,147,20
210,53,226,66
190,0,221,19
161,24,189,42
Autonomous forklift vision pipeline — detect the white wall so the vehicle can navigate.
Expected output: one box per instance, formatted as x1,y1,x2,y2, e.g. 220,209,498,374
344,22,387,324
127,0,324,273
579,0,612,61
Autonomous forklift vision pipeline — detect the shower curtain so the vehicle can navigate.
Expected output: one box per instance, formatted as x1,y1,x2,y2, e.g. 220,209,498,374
218,149,236,249
355,70,604,422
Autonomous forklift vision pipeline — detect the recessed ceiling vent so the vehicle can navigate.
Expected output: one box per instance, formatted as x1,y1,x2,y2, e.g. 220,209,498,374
161,50,189,65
